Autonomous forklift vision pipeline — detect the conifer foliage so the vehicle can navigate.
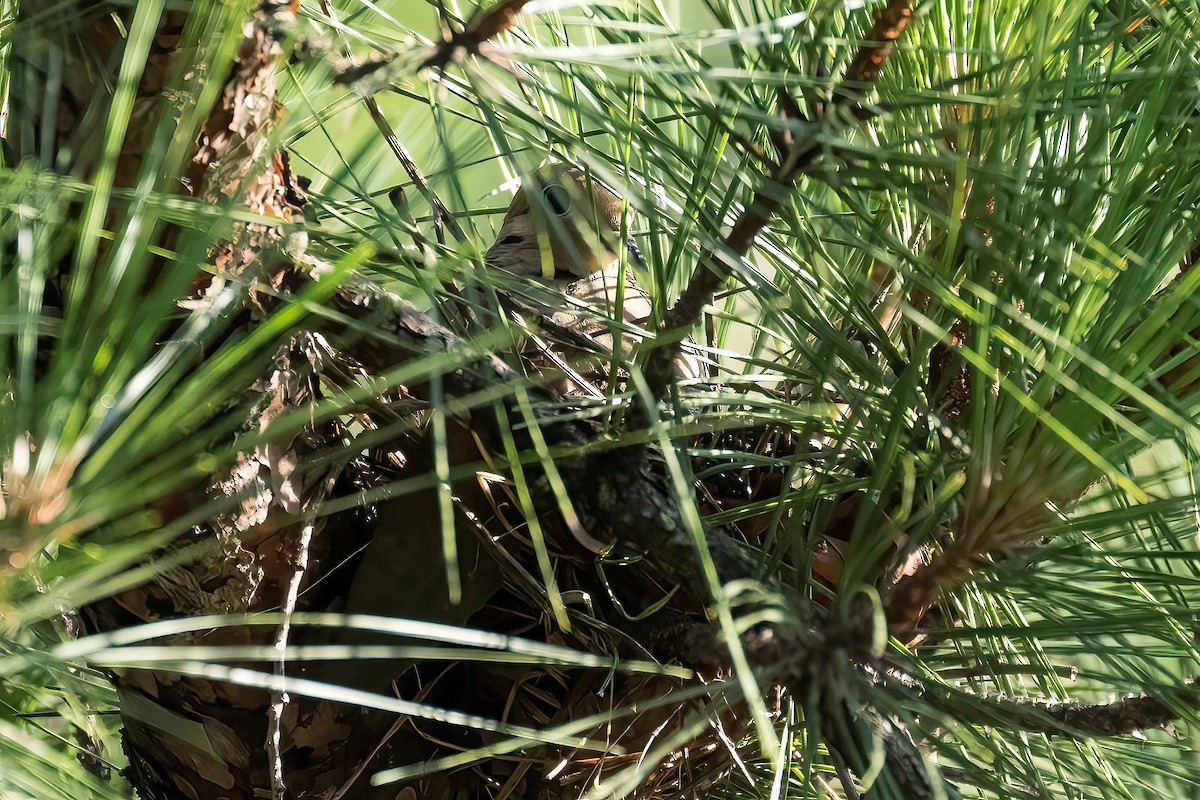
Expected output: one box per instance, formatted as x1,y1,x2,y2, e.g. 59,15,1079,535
1,1,1199,798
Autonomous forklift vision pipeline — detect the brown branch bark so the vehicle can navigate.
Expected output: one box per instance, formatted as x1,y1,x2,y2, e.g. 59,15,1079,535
842,0,915,91
77,3,398,799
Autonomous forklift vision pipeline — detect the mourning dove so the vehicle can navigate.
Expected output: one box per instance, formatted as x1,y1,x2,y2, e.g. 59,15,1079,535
483,165,703,392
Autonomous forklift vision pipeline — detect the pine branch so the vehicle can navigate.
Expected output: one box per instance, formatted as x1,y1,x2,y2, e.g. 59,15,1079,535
1048,693,1182,737
886,226,1200,643
907,672,1193,738
637,0,916,414
884,533,987,642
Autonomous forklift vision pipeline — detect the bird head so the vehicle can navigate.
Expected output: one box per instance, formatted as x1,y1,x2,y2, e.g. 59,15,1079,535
484,165,635,281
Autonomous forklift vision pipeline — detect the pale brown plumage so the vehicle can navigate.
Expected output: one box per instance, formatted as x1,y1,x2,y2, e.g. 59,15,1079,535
484,166,701,391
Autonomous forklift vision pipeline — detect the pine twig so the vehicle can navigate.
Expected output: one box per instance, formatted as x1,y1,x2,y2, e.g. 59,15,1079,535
842,0,916,92
420,0,530,72
317,0,466,245
637,0,915,414
266,353,348,800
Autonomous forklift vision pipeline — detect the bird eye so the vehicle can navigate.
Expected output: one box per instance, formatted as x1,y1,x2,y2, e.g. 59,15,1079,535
543,183,572,216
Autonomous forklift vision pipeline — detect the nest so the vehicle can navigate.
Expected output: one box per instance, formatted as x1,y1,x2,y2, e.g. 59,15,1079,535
85,335,803,800
334,427,784,799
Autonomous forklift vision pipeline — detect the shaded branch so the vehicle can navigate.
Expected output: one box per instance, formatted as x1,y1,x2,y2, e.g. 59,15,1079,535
630,611,939,799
